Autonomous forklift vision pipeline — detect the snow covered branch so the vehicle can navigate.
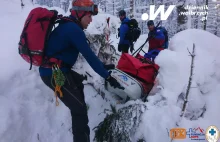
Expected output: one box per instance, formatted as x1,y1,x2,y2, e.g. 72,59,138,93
93,103,147,142
85,83,106,99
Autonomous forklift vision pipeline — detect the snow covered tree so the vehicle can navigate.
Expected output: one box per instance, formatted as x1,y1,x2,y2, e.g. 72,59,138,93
206,0,220,36
51,0,60,7
106,0,121,16
60,0,69,12
216,4,220,37
176,1,187,32
99,0,107,12
94,103,147,142
190,0,200,29
130,0,134,18
32,0,220,42
133,0,148,34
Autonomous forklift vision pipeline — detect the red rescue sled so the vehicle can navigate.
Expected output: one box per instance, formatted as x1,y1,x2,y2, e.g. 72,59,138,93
105,53,159,101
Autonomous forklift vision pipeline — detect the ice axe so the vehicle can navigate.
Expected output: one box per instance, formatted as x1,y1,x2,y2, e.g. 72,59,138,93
106,17,110,42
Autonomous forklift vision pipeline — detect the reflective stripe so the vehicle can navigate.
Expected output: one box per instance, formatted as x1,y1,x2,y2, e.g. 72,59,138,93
85,132,89,142
65,74,71,85
63,86,84,106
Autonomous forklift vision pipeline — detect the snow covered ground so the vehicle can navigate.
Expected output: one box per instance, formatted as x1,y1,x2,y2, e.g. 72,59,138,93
135,29,220,142
0,1,220,142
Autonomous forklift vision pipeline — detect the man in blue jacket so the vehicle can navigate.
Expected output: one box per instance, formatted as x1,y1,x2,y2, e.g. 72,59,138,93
144,20,168,61
147,20,168,51
118,10,132,53
39,0,123,141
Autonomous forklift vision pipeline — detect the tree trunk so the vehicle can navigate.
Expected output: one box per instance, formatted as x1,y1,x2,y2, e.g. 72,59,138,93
105,0,106,12
151,0,154,4
215,5,220,35
130,0,134,18
203,0,208,30
113,0,115,15
194,1,199,29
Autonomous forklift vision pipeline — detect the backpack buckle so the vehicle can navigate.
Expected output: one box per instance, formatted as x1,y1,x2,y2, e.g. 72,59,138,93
41,57,72,69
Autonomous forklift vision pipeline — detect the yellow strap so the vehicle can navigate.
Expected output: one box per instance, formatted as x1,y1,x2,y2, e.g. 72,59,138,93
54,85,63,106
52,72,64,106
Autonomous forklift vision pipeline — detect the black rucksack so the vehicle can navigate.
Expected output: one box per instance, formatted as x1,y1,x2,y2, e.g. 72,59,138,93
118,19,141,42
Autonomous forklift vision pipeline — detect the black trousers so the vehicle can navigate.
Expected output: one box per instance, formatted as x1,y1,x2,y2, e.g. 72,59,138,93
118,44,130,53
41,70,90,142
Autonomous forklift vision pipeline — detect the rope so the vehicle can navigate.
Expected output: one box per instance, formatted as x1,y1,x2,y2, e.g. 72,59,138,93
51,64,66,106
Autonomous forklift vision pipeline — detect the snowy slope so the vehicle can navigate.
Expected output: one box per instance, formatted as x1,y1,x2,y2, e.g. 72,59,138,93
135,29,220,142
0,1,111,142
0,1,220,142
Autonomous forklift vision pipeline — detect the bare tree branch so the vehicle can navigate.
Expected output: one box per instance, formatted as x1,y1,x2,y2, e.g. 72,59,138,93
180,43,196,117
170,44,196,142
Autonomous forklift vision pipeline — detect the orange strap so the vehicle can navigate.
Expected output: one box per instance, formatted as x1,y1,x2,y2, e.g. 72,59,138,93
54,85,63,106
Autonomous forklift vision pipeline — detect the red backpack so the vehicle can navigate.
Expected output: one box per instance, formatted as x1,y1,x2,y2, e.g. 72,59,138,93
18,7,62,70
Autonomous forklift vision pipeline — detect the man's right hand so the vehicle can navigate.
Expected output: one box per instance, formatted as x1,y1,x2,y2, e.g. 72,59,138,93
106,75,125,90
130,44,134,53
104,64,115,70
118,44,122,52
148,33,156,39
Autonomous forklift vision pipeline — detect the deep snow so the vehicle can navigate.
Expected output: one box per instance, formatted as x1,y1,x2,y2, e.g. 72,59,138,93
0,1,220,142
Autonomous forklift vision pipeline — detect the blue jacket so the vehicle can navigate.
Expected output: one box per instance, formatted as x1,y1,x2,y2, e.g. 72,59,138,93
39,16,109,79
158,27,168,49
119,18,131,45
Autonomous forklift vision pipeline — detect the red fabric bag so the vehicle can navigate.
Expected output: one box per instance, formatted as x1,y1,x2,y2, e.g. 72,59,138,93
117,53,159,84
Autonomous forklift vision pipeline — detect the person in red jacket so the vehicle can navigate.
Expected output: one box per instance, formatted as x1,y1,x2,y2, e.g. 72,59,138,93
147,20,165,52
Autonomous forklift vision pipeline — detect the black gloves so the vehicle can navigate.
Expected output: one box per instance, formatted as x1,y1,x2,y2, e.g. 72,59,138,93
148,32,156,39
104,64,115,70
106,75,125,90
118,44,122,52
130,44,134,53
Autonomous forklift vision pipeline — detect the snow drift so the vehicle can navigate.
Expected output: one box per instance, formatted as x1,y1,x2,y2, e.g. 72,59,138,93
0,1,220,142
134,29,220,142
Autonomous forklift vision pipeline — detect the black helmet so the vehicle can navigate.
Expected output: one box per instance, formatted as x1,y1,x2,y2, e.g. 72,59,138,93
147,20,154,26
118,10,126,16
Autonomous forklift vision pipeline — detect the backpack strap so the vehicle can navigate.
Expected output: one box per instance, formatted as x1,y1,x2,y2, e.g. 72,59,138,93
55,16,83,29
41,17,84,69
122,21,130,28
158,26,168,42
41,57,72,68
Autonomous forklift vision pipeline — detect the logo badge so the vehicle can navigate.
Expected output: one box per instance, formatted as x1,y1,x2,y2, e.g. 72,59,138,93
206,125,220,142
186,127,205,140
141,5,175,20
118,75,128,81
170,128,186,139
